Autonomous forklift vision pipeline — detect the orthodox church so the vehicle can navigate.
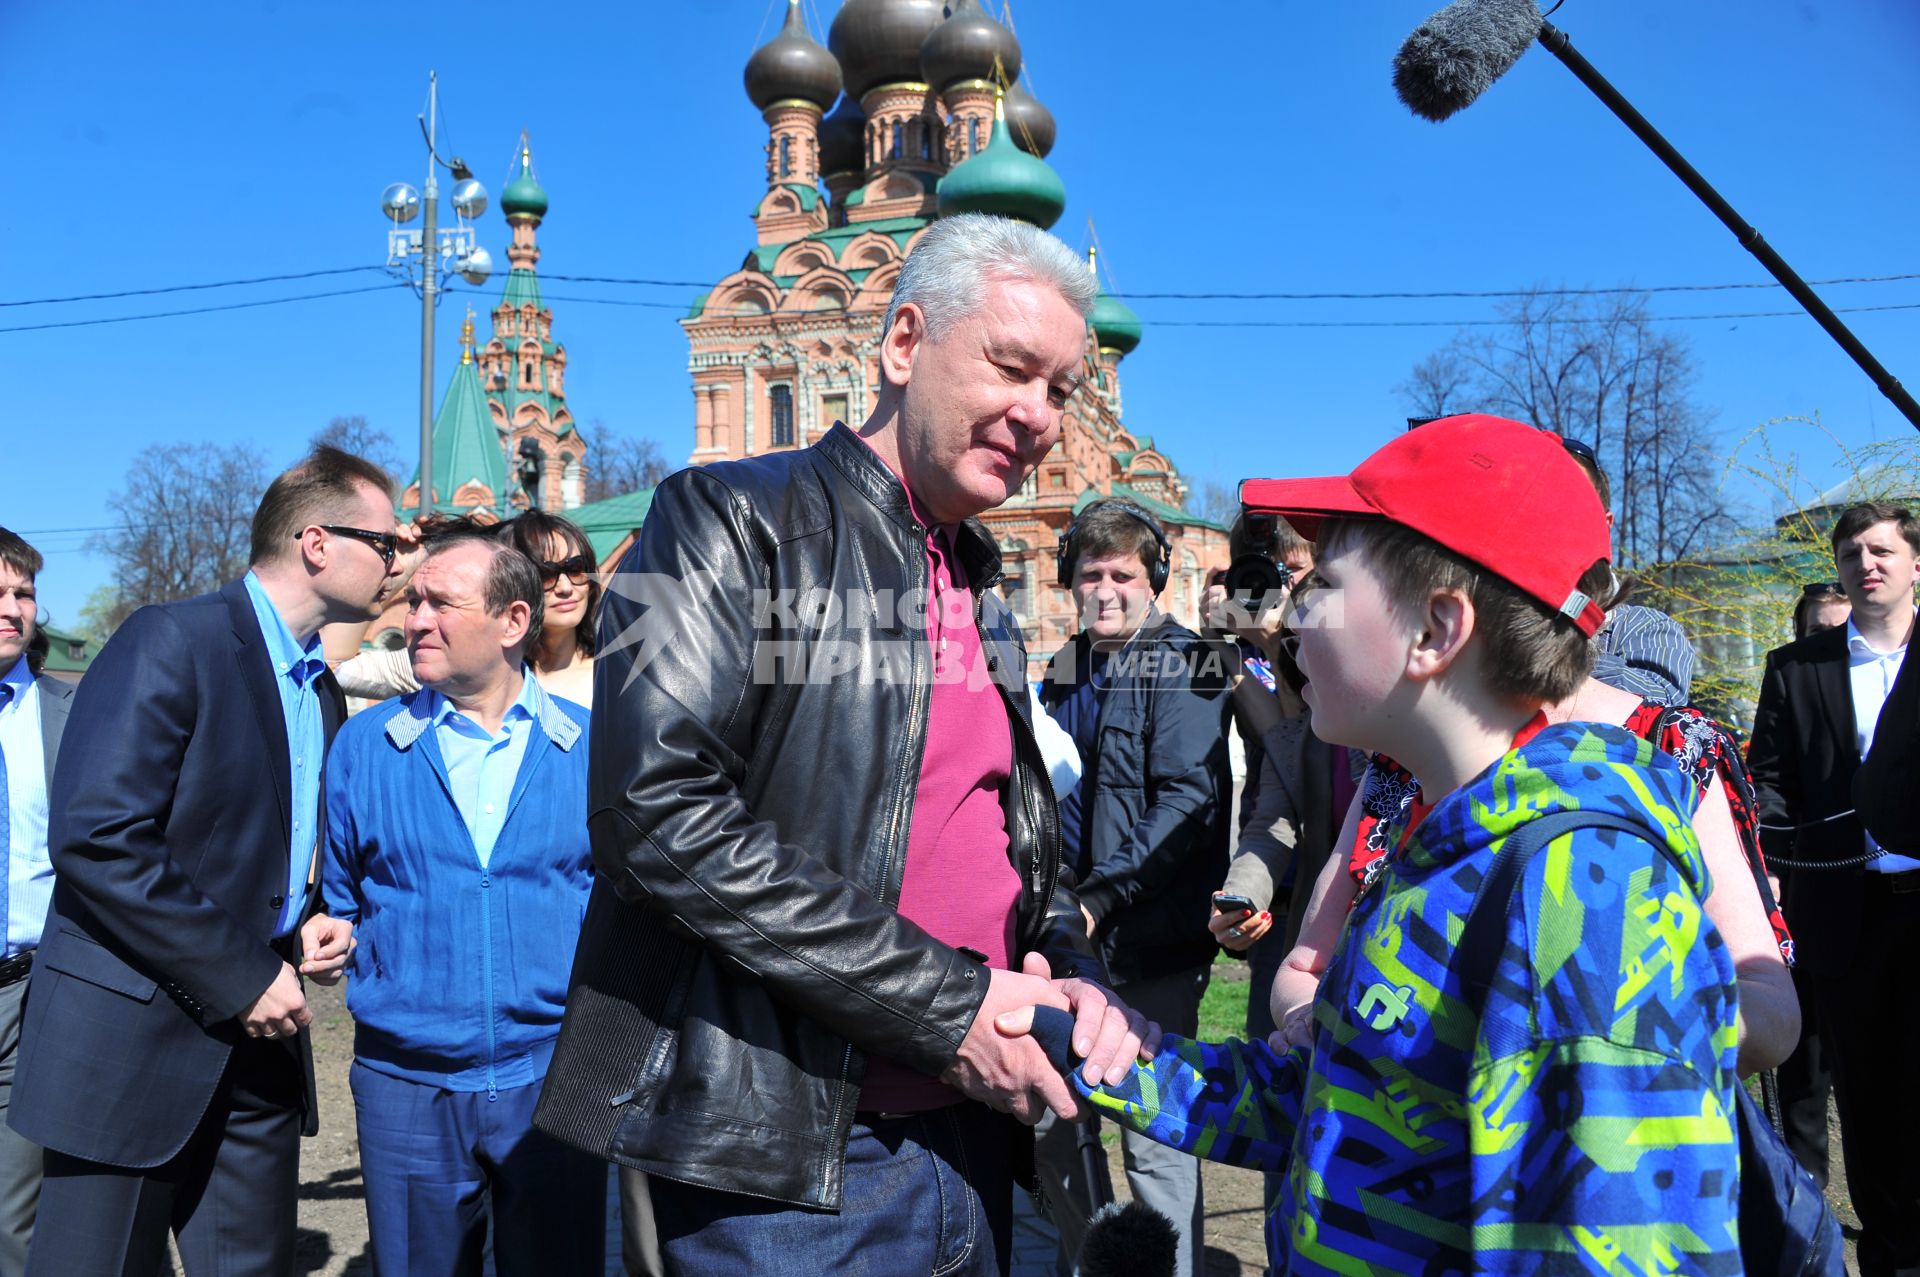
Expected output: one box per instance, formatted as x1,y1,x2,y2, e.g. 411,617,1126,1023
697,0,1229,651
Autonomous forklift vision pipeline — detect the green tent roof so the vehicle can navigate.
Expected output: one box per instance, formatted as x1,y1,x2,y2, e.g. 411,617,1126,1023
570,486,657,561
1072,483,1226,533
415,355,505,512
36,624,96,676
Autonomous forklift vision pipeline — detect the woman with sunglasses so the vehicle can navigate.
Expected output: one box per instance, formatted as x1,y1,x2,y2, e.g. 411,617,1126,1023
495,510,599,708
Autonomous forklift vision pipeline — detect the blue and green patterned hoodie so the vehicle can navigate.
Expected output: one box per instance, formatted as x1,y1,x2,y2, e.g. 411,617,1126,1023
1071,721,1742,1275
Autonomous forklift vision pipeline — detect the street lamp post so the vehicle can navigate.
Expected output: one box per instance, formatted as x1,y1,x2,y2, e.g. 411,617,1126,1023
379,72,493,514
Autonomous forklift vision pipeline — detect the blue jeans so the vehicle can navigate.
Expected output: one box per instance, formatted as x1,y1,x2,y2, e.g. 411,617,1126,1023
650,1102,1013,1276
351,1061,606,1277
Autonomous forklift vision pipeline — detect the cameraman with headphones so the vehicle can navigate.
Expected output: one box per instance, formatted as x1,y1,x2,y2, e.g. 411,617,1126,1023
1034,498,1232,1277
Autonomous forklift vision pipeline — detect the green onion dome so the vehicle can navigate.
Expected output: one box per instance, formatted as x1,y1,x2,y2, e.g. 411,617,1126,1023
745,0,842,112
500,140,547,221
1089,289,1142,356
935,98,1066,229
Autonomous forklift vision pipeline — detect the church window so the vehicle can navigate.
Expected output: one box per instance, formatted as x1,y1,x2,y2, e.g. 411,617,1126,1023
969,117,980,155
770,384,795,447
779,135,792,177
821,393,849,431
920,123,933,160
890,121,903,159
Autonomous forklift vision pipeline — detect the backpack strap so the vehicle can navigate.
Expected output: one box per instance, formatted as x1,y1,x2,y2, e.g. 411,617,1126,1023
1455,808,1686,1034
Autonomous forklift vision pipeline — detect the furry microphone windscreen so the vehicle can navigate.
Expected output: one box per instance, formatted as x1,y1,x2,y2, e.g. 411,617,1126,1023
1077,1200,1179,1277
1393,0,1544,121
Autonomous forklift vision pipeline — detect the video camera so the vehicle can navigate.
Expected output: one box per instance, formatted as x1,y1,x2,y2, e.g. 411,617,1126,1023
1220,511,1292,617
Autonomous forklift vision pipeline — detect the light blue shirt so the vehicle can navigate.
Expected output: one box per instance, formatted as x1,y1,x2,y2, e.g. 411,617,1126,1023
427,673,540,870
242,572,327,937
0,655,51,957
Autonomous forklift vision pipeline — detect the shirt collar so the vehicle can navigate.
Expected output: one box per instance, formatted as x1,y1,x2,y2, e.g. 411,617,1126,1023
1846,614,1912,663
242,571,324,685
0,653,31,699
390,668,580,752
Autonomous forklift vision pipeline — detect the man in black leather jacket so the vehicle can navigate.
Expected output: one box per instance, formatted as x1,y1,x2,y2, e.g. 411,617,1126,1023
534,214,1149,1276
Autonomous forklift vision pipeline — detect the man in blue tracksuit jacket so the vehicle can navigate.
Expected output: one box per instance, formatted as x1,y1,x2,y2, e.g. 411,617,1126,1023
321,523,602,1276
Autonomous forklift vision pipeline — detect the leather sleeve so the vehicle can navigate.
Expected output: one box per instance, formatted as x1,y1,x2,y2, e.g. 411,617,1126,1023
586,469,987,1076
1744,648,1800,866
1857,644,1920,854
47,605,283,1024
1077,636,1233,923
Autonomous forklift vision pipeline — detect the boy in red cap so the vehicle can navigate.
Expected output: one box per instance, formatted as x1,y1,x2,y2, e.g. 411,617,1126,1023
1020,415,1741,1274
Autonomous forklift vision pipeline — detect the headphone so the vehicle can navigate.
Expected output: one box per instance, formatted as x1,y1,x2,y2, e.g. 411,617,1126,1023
1055,498,1173,595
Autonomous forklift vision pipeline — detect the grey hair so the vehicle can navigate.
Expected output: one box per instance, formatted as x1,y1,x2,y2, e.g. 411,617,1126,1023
883,213,1096,342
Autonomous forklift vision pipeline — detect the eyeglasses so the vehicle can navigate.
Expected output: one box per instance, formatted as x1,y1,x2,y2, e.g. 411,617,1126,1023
301,525,398,570
1801,580,1845,598
538,553,595,587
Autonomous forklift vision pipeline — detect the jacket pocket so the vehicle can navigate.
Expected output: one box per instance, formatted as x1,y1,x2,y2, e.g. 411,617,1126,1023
43,928,159,1003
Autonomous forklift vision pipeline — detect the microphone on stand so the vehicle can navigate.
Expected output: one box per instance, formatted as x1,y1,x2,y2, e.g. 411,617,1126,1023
1388,0,1920,433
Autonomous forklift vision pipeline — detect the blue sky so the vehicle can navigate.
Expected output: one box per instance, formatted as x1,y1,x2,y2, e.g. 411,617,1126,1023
5,0,1917,627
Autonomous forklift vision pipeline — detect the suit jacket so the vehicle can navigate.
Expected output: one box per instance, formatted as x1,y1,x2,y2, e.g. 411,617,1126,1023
11,580,344,1167
1747,624,1866,976
1223,714,1338,953
1856,644,1920,856
34,672,74,780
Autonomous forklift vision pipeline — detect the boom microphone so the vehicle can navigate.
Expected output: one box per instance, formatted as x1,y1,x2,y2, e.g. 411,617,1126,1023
1392,0,1543,121
1078,1200,1179,1277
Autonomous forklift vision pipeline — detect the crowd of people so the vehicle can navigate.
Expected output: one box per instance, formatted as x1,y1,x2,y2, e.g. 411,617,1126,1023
0,210,1913,1276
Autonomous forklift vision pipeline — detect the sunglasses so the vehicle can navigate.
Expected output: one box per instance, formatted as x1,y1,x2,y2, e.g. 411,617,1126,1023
539,553,595,586
1560,436,1600,466
1801,580,1845,598
302,525,398,570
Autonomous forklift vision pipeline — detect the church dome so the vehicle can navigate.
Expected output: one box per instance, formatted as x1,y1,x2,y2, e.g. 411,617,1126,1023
819,93,868,178
745,0,842,112
919,0,1020,94
1090,290,1142,356
936,101,1066,229
500,140,547,220
1002,81,1055,158
829,0,945,100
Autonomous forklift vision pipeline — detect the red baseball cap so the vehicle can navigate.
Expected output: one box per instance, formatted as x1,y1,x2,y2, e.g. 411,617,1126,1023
1239,414,1612,636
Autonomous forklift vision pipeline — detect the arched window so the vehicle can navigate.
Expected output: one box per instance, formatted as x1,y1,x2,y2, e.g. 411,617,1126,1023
779,135,792,177
969,117,980,155
770,384,795,447
919,123,932,159
890,121,903,159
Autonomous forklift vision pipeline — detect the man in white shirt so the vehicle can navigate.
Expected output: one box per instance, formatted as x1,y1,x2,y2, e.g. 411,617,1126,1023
1750,501,1920,1277
0,529,74,1271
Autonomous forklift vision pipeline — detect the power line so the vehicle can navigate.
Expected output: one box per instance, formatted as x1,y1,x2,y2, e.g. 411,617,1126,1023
0,283,412,334
1145,301,1920,329
1117,272,1920,302
0,265,389,308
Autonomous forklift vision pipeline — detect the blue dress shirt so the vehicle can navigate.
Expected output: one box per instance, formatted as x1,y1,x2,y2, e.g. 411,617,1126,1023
0,655,51,957
427,674,539,870
242,572,327,937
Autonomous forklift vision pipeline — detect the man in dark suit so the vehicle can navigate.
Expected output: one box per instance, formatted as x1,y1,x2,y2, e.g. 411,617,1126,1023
10,447,400,1276
1749,500,1920,1277
0,528,75,1272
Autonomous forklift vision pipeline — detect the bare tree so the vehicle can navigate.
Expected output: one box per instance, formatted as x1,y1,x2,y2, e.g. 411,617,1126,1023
1188,480,1239,527
1398,289,1734,571
1395,349,1472,419
585,420,672,502
86,442,268,629
311,415,405,484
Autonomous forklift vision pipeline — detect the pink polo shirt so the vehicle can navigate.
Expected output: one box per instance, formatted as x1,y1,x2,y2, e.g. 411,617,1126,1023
856,447,1021,1113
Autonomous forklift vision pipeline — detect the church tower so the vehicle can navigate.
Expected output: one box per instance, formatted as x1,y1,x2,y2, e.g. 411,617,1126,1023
479,133,585,511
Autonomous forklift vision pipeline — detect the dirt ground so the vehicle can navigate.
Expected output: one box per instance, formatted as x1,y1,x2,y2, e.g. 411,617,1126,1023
280,977,1275,1276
